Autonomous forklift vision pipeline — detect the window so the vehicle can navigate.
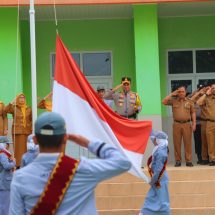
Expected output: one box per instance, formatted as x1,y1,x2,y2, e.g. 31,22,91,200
196,50,215,73
167,49,215,115
83,53,111,76
168,51,193,74
51,52,112,78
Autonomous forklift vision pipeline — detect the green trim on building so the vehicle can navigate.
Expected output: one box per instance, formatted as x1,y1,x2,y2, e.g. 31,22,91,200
133,4,161,115
0,7,23,104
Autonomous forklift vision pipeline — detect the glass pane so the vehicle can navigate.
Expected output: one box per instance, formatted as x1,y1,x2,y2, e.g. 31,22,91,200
168,51,193,74
71,53,80,67
83,53,111,76
198,79,215,87
171,80,192,95
51,53,80,77
196,50,215,73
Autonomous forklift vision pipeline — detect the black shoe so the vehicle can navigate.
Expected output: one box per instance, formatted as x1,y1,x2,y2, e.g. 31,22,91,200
200,160,209,165
209,161,215,166
175,161,181,167
197,160,202,164
186,162,194,167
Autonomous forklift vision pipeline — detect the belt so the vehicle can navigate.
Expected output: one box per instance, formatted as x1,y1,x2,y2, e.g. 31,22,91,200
207,119,215,122
200,118,207,121
174,120,190,123
121,113,137,119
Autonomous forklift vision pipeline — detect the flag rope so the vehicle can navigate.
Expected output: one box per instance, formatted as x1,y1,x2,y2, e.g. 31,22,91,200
53,0,59,34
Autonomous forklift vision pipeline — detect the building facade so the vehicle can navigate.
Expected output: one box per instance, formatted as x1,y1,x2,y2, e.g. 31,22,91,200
0,0,215,161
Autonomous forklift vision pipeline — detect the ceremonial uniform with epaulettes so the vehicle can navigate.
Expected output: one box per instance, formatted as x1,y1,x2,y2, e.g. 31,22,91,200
166,97,195,164
104,77,142,119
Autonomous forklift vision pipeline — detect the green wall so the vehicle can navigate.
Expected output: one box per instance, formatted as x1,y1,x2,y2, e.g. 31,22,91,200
21,19,136,103
133,4,161,116
0,7,23,104
159,16,215,116
20,20,31,104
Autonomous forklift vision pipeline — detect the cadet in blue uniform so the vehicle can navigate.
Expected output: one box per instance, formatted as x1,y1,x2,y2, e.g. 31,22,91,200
140,131,170,215
0,136,16,215
10,112,131,215
21,134,39,167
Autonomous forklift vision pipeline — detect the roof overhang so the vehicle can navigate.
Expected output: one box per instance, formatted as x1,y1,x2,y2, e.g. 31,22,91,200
0,0,215,6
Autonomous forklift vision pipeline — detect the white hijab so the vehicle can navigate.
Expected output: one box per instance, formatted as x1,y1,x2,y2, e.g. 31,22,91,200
27,141,38,151
152,138,168,156
0,143,12,155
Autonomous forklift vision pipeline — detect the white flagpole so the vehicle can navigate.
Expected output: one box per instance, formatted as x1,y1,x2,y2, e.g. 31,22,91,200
29,0,37,131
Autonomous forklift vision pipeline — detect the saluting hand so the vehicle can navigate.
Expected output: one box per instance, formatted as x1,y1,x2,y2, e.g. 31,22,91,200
67,134,90,148
171,89,178,97
206,87,212,96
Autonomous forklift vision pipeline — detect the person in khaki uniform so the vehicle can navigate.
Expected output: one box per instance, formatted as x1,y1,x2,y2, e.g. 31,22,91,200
37,92,52,112
197,84,215,166
162,86,196,167
190,87,204,164
0,101,8,136
104,77,142,119
192,87,210,165
5,93,32,168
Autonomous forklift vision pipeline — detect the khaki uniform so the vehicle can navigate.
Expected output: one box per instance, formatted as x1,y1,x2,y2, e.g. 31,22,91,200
0,102,8,135
5,103,32,167
105,91,142,119
167,98,195,162
199,105,208,161
38,99,52,112
204,95,215,162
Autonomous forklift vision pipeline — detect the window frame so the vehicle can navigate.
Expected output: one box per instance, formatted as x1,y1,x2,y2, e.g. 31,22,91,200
166,48,215,116
50,50,113,79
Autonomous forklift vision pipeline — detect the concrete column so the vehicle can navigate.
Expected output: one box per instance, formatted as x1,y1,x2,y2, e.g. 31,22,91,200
133,4,162,163
0,8,23,103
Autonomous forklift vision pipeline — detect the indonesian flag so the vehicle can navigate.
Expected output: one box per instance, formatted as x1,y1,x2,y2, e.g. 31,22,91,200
53,36,152,182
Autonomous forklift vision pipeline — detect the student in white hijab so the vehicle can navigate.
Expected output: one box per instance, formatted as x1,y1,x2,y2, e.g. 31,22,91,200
140,131,170,215
0,136,16,215
21,134,39,167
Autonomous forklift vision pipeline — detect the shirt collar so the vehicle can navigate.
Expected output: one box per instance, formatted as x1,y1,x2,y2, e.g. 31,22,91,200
37,153,60,158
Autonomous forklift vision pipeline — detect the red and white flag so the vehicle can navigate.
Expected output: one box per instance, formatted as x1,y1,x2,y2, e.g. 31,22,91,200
53,36,152,181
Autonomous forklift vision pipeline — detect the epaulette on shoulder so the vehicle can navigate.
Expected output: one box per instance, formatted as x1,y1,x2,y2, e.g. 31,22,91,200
186,97,194,103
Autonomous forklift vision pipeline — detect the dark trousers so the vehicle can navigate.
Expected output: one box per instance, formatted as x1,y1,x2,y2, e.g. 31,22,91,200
194,124,202,161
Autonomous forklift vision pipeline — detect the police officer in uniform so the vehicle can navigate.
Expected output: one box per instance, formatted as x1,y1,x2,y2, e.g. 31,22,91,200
197,84,215,166
104,77,142,119
162,86,196,167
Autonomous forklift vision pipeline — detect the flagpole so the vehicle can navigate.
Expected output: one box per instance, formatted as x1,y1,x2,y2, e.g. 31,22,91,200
29,0,37,131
